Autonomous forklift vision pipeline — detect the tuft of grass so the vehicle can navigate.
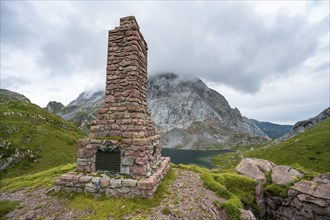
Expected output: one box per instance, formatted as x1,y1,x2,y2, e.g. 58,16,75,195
162,206,171,215
265,170,272,183
219,197,242,220
264,183,290,198
0,200,20,219
96,136,123,141
173,164,257,220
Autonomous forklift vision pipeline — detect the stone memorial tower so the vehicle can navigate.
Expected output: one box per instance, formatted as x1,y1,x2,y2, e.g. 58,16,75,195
56,16,170,197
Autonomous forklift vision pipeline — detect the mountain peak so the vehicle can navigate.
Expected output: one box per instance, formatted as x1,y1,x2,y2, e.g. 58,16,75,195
0,89,31,104
45,101,65,114
67,90,105,107
148,73,207,100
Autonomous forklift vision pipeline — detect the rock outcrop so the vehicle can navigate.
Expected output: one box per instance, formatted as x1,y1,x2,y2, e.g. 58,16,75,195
235,158,275,215
45,101,64,114
271,165,304,186
0,138,35,170
0,89,31,103
266,173,330,220
235,158,330,220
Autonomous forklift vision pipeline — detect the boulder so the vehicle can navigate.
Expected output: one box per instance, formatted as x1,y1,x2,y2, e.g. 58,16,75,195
235,158,274,216
236,158,330,220
235,158,273,181
240,209,257,220
271,165,304,185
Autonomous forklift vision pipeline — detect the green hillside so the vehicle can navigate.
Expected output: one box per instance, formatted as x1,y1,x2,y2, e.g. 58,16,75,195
213,118,330,174
0,99,84,179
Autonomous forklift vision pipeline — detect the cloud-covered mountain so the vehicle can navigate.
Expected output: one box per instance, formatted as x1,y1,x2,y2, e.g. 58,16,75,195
147,73,269,148
50,73,271,149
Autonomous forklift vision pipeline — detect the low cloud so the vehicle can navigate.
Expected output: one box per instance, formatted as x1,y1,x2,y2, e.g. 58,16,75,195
1,1,329,122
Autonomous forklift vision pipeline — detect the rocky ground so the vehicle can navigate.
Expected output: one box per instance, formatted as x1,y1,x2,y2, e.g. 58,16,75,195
0,188,89,219
0,168,230,220
139,169,230,220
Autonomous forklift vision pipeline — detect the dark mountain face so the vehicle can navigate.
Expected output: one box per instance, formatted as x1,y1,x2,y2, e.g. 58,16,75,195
248,119,293,139
45,101,65,114
51,73,269,149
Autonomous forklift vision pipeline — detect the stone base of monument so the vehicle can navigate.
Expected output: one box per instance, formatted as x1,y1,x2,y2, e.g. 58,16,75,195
55,157,170,198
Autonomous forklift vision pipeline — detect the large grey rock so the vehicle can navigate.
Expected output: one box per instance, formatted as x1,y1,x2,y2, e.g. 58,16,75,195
271,165,304,185
291,172,330,200
235,158,274,216
297,194,329,207
266,173,330,219
235,158,274,181
240,209,256,220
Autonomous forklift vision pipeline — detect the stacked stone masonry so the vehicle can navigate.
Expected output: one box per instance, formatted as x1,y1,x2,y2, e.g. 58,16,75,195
56,16,170,197
56,157,170,198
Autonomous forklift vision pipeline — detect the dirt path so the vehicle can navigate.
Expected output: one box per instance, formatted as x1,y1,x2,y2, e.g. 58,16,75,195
1,168,230,220
142,168,230,220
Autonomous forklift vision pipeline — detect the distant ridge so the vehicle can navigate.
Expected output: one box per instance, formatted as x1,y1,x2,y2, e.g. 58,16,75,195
278,107,330,141
248,119,293,139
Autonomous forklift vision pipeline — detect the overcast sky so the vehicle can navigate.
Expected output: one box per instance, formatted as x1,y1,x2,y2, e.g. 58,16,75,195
1,1,329,124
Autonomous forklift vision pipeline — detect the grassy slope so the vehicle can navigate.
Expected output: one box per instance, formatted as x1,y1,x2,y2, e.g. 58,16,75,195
0,101,83,179
213,118,330,174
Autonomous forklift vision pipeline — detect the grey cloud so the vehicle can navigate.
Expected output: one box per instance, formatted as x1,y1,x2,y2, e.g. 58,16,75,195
1,76,31,90
146,2,326,93
38,23,107,76
1,1,328,94
1,1,41,49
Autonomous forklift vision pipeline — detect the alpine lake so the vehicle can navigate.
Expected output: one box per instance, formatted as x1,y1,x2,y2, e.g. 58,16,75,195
161,148,235,169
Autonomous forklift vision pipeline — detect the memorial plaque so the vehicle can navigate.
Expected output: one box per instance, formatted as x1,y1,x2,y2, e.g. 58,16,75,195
95,141,121,172
95,150,120,172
